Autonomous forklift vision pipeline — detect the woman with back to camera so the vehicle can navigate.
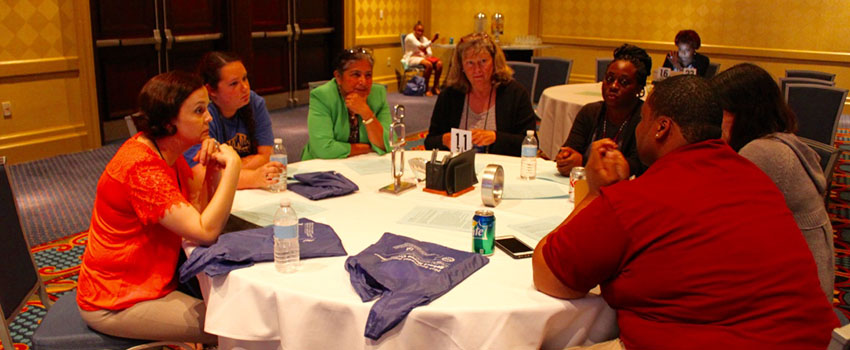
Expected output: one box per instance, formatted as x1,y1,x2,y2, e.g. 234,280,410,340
711,63,834,302
183,51,282,189
77,71,241,345
302,47,391,160
424,32,536,156
663,29,710,77
555,44,651,177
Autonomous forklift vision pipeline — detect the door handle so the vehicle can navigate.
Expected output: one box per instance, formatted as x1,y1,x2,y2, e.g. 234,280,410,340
173,33,223,43
164,29,173,50
95,29,163,49
293,23,301,41
300,27,334,36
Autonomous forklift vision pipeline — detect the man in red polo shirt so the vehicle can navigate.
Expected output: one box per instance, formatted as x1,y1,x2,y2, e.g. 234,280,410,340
532,75,837,349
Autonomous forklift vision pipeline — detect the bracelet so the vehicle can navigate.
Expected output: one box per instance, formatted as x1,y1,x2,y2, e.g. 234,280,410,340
362,116,375,125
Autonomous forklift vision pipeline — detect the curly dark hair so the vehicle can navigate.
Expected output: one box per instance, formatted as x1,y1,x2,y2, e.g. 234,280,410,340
610,44,652,89
647,75,722,143
675,30,702,50
197,51,258,154
710,63,797,151
136,71,203,139
333,47,374,76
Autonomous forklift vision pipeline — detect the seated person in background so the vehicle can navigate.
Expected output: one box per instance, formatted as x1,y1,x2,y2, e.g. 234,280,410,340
711,63,834,302
556,44,650,176
403,21,443,96
184,51,282,189
425,32,536,156
663,29,710,77
78,71,242,345
302,48,391,160
533,75,837,349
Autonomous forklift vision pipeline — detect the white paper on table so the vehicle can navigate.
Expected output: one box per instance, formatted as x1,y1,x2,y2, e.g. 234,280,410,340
450,128,472,154
503,182,568,199
536,173,572,186
232,200,326,226
508,216,564,242
399,206,474,232
345,158,391,176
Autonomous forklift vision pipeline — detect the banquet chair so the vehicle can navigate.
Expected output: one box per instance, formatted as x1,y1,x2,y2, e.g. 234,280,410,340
786,69,836,82
785,83,848,146
398,33,425,91
595,58,613,82
780,77,835,96
0,156,53,350
704,62,721,79
829,323,850,350
531,56,573,104
798,137,840,204
0,158,195,350
507,61,538,105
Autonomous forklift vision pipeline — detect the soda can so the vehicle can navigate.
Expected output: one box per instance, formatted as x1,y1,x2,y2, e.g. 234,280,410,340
473,210,495,255
569,166,586,202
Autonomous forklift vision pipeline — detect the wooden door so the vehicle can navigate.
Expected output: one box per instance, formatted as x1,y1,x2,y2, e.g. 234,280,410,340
90,0,162,127
251,0,292,96
289,0,342,105
163,0,226,72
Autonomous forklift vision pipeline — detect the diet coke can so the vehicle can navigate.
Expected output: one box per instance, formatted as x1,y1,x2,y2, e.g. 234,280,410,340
569,167,586,202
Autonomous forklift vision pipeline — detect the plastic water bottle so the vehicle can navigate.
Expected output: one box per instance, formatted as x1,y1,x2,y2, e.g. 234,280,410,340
269,138,287,192
273,198,299,273
520,130,537,180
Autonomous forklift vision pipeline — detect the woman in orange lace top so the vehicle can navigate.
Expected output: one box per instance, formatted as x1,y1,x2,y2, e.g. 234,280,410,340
76,71,241,344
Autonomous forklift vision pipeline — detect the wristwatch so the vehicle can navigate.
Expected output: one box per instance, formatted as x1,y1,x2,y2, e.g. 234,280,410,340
362,116,375,125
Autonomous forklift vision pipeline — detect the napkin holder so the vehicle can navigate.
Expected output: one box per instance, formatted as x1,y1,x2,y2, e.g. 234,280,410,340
424,149,477,196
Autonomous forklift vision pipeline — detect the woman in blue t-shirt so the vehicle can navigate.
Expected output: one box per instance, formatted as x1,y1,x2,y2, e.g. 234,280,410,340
185,51,283,189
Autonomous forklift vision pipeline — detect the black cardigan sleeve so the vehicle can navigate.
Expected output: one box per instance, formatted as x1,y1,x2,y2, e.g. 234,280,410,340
490,80,537,156
424,88,463,151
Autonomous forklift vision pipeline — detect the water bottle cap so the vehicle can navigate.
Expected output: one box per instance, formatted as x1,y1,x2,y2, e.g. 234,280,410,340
274,138,283,144
526,130,534,136
279,198,291,207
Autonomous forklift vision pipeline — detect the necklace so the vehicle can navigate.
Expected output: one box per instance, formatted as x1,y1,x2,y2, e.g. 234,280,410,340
151,138,182,192
602,117,630,143
464,85,494,130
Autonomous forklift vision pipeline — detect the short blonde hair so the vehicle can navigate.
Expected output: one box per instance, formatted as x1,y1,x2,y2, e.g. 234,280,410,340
445,33,513,93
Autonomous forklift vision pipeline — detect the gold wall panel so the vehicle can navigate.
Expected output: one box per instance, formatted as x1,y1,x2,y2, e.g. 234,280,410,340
355,0,425,37
0,0,76,61
430,0,530,45
0,0,98,164
540,0,850,53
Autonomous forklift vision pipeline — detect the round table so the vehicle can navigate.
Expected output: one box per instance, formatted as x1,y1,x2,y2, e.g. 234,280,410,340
188,151,616,349
536,83,603,159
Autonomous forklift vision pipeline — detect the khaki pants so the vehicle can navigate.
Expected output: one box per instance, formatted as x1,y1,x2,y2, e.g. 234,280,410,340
79,290,218,345
567,339,625,350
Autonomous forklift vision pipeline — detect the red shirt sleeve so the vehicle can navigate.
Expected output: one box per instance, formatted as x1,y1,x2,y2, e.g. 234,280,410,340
542,194,629,292
126,158,189,225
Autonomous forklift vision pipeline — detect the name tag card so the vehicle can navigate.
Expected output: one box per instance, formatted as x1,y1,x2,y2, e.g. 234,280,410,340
450,128,472,154
683,67,698,75
657,67,671,80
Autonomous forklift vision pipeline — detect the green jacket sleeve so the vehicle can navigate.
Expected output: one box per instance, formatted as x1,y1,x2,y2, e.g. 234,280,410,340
367,85,391,155
305,81,352,160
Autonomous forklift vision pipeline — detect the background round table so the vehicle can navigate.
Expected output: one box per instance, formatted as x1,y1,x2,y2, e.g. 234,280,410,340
536,83,603,159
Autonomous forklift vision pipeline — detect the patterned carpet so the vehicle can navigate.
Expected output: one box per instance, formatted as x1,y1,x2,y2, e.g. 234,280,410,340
4,129,849,349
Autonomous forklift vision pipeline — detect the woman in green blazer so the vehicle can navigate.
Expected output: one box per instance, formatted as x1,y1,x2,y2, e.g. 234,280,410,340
302,48,391,160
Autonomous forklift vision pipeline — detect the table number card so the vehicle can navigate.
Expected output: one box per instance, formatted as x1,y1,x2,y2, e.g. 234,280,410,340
683,67,698,75
657,67,671,80
450,128,472,154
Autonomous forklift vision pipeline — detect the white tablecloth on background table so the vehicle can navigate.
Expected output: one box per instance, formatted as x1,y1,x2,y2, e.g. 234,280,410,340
536,83,603,159
186,151,617,350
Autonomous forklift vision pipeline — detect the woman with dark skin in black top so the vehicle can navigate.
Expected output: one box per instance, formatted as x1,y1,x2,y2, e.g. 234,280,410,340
555,44,651,177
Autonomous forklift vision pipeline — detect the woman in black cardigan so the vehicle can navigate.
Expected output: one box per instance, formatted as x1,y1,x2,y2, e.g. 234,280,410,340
424,32,535,156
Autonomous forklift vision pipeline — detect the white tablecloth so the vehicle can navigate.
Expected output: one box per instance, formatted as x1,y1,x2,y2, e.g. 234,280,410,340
536,83,603,159
188,151,616,350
